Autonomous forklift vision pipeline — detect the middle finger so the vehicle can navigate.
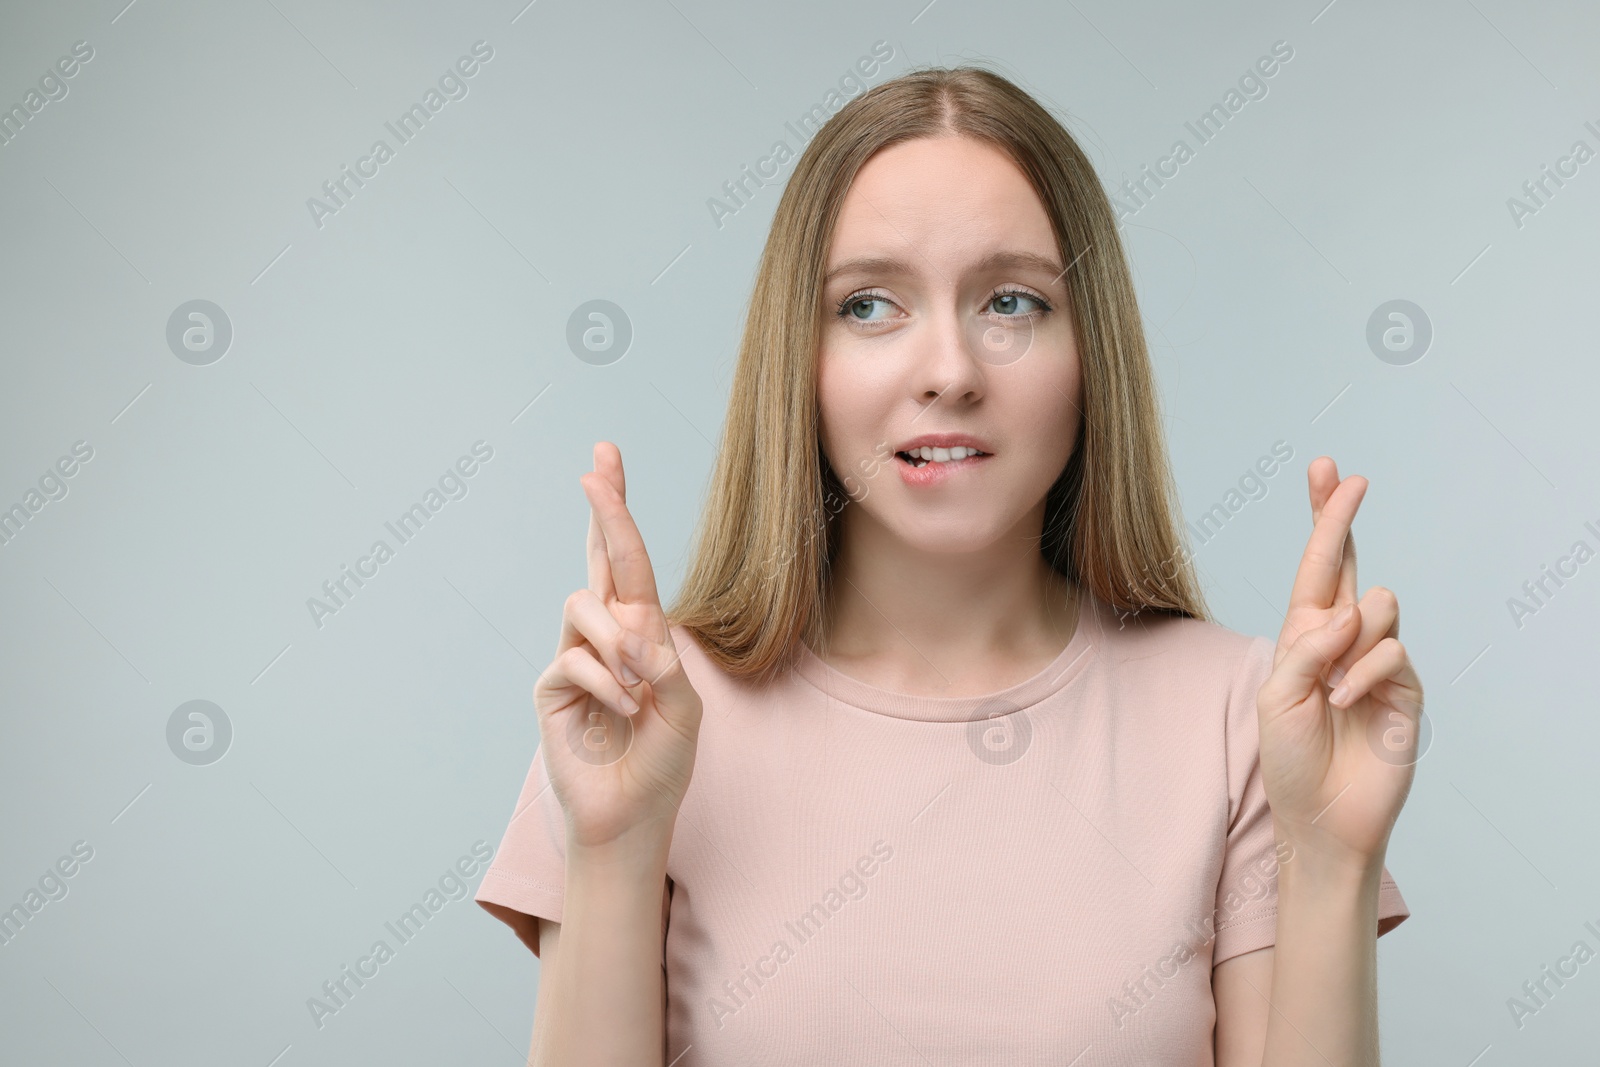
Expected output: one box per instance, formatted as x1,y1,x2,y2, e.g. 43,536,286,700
1308,458,1360,607
580,472,668,638
1289,473,1367,613
586,444,616,602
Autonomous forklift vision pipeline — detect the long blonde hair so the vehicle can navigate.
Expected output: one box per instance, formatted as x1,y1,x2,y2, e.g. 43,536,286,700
664,63,1208,683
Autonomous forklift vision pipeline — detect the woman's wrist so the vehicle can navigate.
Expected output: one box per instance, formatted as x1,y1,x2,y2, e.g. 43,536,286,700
1277,837,1386,897
568,827,673,884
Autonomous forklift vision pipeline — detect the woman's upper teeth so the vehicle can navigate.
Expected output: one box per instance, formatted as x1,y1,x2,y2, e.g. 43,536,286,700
909,446,984,462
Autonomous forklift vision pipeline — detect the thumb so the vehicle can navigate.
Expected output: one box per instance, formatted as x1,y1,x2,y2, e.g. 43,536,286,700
1262,603,1362,707
619,628,703,729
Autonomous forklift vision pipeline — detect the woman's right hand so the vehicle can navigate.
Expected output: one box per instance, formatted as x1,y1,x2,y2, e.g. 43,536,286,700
534,441,705,859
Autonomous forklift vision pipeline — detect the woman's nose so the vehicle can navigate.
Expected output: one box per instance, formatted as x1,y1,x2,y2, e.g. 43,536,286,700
914,329,982,405
911,303,1034,401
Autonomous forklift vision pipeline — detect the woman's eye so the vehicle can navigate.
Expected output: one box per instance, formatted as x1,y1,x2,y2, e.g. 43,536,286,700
990,291,1047,316
841,295,893,321
835,289,1050,324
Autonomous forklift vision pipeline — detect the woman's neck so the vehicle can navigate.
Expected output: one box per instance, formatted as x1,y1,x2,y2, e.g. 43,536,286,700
816,526,1081,698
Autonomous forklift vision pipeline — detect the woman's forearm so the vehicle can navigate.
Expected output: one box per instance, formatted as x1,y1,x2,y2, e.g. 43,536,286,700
1261,850,1385,1066
531,839,670,1067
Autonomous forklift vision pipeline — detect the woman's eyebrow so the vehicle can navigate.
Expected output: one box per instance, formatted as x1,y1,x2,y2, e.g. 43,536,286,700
824,250,1067,285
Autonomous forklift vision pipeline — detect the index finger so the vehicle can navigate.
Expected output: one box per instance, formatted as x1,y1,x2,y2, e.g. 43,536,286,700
1289,470,1366,613
580,468,667,628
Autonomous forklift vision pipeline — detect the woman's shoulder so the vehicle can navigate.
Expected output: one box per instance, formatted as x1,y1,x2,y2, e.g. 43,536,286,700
1085,597,1275,729
1088,593,1268,676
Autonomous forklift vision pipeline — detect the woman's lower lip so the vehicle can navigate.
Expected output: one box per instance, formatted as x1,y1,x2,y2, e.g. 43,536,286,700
895,453,991,486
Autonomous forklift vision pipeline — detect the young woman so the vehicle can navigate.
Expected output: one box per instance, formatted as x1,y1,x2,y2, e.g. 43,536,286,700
475,66,1423,1066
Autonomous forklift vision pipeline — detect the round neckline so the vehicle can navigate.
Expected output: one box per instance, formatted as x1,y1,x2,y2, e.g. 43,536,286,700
791,590,1102,721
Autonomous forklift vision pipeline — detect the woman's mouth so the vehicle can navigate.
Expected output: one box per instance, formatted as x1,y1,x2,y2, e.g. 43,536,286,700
894,446,993,486
895,445,990,469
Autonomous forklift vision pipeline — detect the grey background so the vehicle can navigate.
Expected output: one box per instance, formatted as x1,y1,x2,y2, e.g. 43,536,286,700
1,0,1595,1063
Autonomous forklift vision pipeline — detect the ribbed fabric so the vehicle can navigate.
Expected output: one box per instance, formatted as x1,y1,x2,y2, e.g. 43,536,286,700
476,591,1410,1065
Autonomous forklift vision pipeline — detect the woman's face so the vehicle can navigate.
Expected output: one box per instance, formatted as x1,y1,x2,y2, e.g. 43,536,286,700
817,134,1083,555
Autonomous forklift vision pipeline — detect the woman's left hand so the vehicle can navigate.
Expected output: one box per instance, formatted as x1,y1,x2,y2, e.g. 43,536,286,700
1256,456,1425,876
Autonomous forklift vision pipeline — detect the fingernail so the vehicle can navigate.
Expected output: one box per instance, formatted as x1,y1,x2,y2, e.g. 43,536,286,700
1333,604,1356,628
1329,683,1351,706
620,661,642,686
619,690,639,714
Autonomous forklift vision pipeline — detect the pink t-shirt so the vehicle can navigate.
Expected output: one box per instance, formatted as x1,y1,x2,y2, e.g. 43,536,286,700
476,590,1409,1064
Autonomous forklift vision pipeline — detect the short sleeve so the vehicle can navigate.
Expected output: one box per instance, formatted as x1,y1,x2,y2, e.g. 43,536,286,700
1211,635,1411,967
475,743,568,956
474,742,673,957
